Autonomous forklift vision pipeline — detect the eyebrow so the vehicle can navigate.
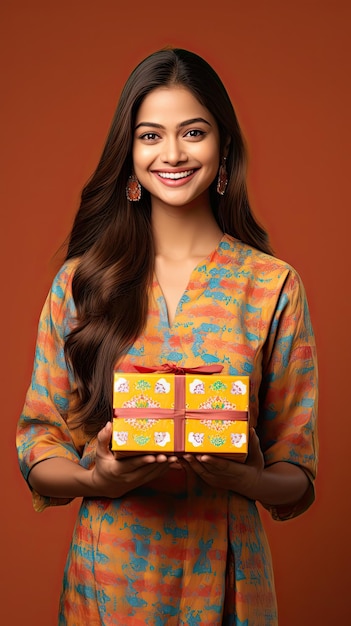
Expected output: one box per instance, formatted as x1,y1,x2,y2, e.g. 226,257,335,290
135,117,212,130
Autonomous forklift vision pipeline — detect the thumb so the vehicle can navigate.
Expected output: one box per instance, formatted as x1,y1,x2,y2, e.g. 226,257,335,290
97,421,113,455
247,428,264,466
248,428,262,460
249,427,259,445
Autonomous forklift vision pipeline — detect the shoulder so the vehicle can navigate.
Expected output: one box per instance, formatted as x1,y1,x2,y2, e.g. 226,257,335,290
214,235,310,319
218,234,303,292
51,258,79,294
219,234,295,276
46,258,79,329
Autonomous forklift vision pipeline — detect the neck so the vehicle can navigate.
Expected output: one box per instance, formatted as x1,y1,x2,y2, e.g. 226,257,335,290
151,198,223,260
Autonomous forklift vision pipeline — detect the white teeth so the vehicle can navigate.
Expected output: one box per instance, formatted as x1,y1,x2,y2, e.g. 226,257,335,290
157,170,194,180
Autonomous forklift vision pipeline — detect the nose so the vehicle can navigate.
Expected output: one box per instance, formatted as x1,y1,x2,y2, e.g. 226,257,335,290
161,137,188,165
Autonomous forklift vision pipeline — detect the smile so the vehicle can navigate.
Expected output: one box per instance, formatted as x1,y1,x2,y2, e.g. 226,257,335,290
156,169,195,180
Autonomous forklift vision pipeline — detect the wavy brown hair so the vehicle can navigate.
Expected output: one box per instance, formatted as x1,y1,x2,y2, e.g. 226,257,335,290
64,48,273,436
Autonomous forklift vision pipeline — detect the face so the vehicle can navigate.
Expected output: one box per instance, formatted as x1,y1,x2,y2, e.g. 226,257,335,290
132,86,221,211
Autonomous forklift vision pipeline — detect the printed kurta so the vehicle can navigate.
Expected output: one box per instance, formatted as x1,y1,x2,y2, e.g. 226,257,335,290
17,235,318,625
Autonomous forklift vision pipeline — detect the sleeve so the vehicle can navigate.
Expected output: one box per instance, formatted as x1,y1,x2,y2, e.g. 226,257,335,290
16,261,97,512
257,268,318,521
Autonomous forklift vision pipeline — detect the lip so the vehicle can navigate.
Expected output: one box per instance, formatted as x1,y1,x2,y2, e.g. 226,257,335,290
152,168,198,187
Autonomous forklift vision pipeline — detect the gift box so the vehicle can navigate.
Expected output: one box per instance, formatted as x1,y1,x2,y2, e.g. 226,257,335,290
112,369,249,461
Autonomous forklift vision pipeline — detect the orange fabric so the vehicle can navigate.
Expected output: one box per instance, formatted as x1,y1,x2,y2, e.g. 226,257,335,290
17,235,318,624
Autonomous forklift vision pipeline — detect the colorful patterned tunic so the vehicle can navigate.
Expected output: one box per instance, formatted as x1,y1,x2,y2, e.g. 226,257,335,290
17,235,318,625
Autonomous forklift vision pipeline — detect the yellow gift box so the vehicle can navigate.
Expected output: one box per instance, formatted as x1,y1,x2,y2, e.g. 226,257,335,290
112,371,249,461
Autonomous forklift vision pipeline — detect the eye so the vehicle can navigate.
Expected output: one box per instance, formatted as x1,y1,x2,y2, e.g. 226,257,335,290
139,132,160,141
184,129,206,139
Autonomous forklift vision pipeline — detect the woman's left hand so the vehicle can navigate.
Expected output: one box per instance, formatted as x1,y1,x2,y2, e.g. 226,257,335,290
181,428,265,499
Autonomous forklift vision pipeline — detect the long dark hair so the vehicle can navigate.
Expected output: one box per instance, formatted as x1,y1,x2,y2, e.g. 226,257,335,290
65,48,272,436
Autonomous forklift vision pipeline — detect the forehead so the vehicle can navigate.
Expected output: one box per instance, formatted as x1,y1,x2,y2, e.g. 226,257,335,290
135,86,216,126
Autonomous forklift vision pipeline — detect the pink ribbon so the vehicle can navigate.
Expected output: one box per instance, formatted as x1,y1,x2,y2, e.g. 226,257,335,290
133,363,224,375
113,407,247,452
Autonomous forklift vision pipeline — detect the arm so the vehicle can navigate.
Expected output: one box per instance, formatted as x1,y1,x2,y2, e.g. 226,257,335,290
17,264,174,510
256,269,318,518
28,422,176,500
183,428,309,507
183,268,318,519
17,262,85,511
250,464,309,506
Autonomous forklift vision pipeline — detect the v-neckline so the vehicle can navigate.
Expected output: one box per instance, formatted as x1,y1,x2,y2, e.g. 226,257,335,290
153,234,227,330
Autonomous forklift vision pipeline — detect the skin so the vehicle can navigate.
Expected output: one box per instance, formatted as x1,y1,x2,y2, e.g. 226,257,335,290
29,86,309,506
133,85,221,214
133,86,226,325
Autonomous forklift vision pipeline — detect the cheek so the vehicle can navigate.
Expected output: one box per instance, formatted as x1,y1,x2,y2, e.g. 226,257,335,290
195,141,220,170
133,147,155,173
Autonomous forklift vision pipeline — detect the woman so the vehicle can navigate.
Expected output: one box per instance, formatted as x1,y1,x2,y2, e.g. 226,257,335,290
17,48,318,625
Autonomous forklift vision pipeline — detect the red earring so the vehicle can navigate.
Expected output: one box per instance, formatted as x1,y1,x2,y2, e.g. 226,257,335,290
126,174,141,202
216,157,228,195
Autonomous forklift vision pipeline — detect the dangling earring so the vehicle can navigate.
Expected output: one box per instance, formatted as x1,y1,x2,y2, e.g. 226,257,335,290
216,157,228,196
126,173,141,201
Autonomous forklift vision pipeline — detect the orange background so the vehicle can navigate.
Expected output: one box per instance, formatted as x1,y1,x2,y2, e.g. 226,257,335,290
1,1,350,624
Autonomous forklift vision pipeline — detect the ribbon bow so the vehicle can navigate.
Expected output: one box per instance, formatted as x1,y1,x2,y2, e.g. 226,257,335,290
133,363,223,375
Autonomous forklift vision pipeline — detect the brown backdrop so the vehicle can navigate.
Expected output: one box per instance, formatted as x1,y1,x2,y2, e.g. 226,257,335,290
1,1,349,624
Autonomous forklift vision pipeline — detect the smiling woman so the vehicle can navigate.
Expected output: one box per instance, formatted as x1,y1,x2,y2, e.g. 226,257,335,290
16,48,318,626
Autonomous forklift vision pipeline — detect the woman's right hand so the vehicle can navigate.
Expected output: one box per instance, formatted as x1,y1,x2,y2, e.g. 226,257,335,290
28,422,180,500
90,421,178,498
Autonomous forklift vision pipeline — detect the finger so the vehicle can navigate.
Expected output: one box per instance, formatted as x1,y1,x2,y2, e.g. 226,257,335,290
184,454,232,473
182,455,213,477
249,427,259,443
97,421,113,456
115,453,162,475
167,456,183,469
180,457,218,485
126,459,171,487
247,428,263,461
167,455,179,463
